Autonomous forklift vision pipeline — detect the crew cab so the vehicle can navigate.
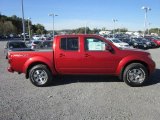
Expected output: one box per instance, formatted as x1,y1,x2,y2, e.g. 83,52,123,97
7,34,155,87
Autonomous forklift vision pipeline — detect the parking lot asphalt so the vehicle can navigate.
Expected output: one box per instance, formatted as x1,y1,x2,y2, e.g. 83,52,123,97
0,41,160,120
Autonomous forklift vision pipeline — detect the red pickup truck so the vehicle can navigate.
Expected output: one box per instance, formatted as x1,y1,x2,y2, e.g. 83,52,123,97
8,34,155,87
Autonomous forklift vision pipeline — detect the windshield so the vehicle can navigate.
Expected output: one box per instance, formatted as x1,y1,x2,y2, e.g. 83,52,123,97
132,38,141,42
141,38,150,42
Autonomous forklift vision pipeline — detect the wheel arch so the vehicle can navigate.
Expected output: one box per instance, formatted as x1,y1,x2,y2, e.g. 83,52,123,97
118,60,149,80
25,62,52,79
23,56,57,79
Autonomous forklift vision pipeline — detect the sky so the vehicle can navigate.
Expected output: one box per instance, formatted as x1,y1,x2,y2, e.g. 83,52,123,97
0,0,160,31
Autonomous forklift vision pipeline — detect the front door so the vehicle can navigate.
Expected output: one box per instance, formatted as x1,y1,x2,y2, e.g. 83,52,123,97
81,37,120,74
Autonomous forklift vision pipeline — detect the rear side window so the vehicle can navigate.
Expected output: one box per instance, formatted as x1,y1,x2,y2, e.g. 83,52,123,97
60,37,79,51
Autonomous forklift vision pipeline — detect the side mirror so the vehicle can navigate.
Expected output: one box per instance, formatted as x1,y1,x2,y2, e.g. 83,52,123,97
106,45,112,51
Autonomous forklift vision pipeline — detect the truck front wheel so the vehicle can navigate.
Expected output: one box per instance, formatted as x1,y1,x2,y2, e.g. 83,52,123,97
29,64,52,87
123,63,148,87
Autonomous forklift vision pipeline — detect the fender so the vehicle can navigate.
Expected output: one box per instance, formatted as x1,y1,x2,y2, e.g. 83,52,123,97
116,55,148,76
23,56,57,75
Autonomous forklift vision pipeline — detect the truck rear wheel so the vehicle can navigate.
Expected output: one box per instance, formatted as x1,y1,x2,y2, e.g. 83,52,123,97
123,63,148,87
29,64,52,87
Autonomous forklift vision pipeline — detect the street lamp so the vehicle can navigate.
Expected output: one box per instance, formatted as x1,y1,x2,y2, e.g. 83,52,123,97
85,22,87,34
112,19,118,38
85,22,88,34
141,6,151,36
21,0,26,41
49,13,58,38
27,17,31,40
148,22,151,35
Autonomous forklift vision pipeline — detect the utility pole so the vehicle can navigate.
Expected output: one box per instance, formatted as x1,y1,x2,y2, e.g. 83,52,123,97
21,0,26,41
112,19,118,38
49,13,58,38
141,6,151,36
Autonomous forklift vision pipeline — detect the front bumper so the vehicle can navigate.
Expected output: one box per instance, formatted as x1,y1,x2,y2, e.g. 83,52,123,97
149,60,156,75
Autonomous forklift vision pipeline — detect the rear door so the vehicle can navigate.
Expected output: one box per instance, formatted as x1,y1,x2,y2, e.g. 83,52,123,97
55,36,83,74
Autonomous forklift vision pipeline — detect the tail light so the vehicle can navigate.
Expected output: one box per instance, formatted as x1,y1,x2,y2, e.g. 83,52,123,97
8,52,12,63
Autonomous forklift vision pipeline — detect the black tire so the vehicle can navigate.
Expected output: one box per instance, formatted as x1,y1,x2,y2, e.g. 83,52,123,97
29,64,52,87
123,63,148,87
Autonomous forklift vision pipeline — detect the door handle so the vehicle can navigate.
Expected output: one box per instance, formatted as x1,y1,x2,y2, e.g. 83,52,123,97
59,53,65,57
84,53,90,57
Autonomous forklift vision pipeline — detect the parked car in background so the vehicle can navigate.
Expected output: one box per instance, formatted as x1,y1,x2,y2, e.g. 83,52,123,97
32,35,41,40
129,38,148,49
106,38,131,48
119,38,131,44
41,40,53,49
141,38,157,48
144,36,160,47
26,40,43,49
4,41,34,59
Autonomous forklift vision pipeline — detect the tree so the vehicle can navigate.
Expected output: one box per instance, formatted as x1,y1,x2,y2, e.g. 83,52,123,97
92,28,101,34
0,21,17,35
0,21,4,35
137,30,143,34
149,28,159,35
36,29,42,35
4,21,17,34
32,24,47,35
0,14,47,36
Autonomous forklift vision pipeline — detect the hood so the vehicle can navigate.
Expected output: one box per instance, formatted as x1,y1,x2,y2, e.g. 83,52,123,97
121,47,148,53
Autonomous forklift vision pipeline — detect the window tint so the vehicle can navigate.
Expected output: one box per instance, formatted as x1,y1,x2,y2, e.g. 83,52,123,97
85,38,107,51
60,37,79,51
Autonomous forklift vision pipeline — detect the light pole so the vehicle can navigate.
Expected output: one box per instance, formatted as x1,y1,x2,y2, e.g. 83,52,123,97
85,22,88,34
112,19,118,38
27,17,31,40
49,13,58,38
148,22,151,35
141,6,151,36
85,22,87,34
21,0,26,41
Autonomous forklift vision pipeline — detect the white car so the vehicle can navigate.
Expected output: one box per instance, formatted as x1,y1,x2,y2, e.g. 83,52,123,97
26,40,43,49
107,38,131,48
32,35,41,40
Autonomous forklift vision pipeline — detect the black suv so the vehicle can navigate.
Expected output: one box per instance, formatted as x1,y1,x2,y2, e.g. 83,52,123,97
129,38,148,49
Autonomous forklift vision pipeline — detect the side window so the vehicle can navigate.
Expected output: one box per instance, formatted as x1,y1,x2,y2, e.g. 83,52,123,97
60,37,79,51
85,38,107,51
